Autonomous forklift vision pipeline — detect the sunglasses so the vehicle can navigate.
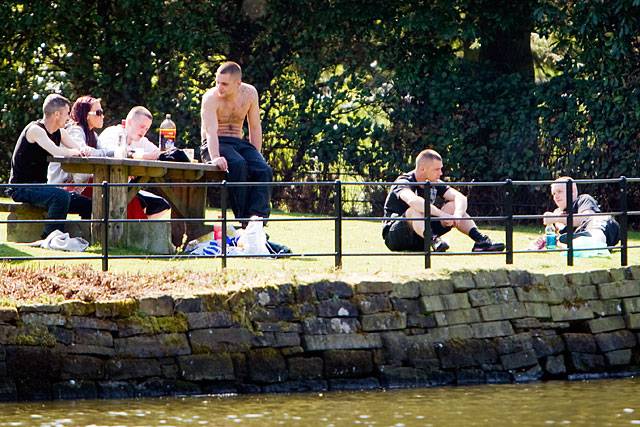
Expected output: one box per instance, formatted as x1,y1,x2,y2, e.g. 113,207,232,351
88,109,104,117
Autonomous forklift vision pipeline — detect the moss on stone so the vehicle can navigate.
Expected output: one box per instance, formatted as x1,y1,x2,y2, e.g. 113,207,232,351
14,325,56,347
125,312,189,334
60,300,96,316
96,299,139,318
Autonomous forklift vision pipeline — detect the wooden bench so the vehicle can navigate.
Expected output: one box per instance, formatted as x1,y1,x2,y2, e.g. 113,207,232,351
0,201,90,243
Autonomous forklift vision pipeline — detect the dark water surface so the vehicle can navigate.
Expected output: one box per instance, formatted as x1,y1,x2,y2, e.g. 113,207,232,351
2,378,640,426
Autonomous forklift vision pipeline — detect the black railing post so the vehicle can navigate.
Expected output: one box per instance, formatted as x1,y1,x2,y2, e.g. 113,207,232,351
620,176,628,266
505,179,514,265
423,181,432,269
566,179,574,266
221,181,228,269
101,181,109,272
335,180,343,269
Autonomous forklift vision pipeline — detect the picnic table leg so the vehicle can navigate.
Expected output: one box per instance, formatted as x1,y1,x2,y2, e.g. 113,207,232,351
108,164,128,246
91,165,109,244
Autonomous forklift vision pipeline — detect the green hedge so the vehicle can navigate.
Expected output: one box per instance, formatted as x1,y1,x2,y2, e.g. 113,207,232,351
1,0,638,219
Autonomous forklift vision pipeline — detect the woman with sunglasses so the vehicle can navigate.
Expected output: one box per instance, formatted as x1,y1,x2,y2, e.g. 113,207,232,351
48,96,113,188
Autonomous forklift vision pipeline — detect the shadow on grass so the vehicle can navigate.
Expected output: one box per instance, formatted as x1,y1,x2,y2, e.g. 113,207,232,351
0,244,35,263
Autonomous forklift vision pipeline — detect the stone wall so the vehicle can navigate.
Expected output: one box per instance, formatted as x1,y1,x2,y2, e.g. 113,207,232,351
1,266,640,401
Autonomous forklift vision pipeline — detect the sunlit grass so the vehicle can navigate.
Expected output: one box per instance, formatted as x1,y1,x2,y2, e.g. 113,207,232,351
1,203,638,276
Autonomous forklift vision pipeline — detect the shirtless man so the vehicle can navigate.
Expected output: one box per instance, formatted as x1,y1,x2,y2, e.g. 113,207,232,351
8,94,92,238
201,61,273,223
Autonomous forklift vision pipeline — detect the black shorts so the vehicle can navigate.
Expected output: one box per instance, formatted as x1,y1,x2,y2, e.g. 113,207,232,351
603,218,620,247
382,214,452,252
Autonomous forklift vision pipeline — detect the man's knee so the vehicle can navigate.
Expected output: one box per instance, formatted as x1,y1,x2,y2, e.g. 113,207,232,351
227,158,248,180
252,163,273,182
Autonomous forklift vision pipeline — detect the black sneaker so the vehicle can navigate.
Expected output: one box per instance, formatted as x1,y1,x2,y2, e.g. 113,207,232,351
432,236,449,252
472,237,505,252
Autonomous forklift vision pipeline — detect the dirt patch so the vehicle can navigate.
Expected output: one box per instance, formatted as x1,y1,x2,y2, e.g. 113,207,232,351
0,264,292,303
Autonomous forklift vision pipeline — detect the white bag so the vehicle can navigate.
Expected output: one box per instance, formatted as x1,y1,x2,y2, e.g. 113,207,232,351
237,216,269,256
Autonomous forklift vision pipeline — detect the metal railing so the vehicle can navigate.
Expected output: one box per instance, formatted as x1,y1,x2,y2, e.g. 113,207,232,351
1,177,638,271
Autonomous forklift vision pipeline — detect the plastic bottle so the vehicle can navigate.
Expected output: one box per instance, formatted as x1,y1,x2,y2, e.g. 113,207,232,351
545,224,557,250
159,114,176,151
115,120,127,159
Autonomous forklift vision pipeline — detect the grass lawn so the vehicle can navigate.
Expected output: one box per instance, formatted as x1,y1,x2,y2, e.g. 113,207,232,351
1,202,638,276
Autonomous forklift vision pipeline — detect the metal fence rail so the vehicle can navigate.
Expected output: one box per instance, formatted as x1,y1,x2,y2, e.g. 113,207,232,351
1,177,638,271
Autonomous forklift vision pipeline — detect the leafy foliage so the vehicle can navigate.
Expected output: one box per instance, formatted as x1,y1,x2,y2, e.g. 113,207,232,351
1,0,639,221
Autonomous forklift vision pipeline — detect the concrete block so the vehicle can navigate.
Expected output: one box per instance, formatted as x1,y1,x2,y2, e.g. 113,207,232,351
605,349,632,366
563,333,597,353
622,297,640,313
501,349,538,370
441,293,471,310
545,354,566,375
594,330,636,352
434,308,481,326
303,334,382,351
625,313,640,329
587,316,625,334
178,354,234,381
524,303,551,319
362,312,406,331
550,304,594,321
429,325,473,341
355,294,392,314
471,321,514,338
355,281,394,294
468,288,516,307
599,281,640,299
419,279,454,296
390,281,421,299
480,302,527,321
451,272,475,291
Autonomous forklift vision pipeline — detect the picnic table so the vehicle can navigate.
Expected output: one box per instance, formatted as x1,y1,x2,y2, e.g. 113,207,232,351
51,156,225,250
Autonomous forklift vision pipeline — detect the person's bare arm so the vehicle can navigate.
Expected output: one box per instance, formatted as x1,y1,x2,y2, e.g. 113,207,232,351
398,188,447,217
543,207,592,227
247,87,262,151
201,92,228,170
27,125,82,157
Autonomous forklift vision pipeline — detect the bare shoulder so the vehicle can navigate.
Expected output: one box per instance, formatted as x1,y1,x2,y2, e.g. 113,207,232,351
25,123,46,142
201,88,219,106
240,83,259,100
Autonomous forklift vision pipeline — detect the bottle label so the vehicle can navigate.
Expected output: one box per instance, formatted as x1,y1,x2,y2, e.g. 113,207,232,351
159,128,176,151
159,128,176,139
546,233,556,249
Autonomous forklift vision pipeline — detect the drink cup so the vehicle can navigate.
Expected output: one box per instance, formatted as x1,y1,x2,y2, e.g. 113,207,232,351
183,148,195,162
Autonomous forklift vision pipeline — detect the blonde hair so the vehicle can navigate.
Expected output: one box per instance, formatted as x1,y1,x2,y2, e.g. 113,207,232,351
126,106,153,122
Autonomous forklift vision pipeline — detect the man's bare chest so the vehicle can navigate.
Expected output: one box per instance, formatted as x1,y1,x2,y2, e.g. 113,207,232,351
217,98,249,123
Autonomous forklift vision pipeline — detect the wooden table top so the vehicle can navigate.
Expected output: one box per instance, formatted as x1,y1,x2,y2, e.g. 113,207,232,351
50,156,223,172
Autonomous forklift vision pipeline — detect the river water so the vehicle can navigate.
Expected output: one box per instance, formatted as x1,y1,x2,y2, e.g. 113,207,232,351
1,378,640,426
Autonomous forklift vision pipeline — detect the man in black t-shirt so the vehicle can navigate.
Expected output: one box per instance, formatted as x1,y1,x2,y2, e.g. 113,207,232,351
543,177,620,248
8,94,91,238
382,149,505,252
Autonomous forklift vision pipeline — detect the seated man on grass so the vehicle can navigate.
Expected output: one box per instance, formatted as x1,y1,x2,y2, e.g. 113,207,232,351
542,176,620,249
382,148,505,253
